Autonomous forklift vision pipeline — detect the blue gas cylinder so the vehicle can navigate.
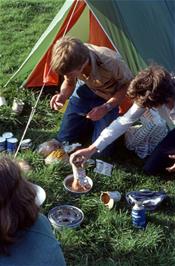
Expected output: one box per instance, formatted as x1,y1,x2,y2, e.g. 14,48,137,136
131,201,146,229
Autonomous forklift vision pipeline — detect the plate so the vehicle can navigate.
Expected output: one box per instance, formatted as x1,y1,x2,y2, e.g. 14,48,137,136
48,205,84,229
63,174,93,194
32,184,46,206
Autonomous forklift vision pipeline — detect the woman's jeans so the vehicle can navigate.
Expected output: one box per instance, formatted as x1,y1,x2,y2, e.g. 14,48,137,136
56,84,119,157
144,128,175,175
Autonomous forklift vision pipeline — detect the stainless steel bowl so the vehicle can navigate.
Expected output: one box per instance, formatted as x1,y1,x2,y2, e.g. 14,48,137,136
48,205,84,229
63,174,93,194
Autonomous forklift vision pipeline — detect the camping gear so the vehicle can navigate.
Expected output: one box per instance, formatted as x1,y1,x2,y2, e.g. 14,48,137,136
129,195,146,230
44,148,69,164
2,132,13,140
5,0,174,89
0,96,7,106
12,98,24,115
2,132,14,151
48,205,84,229
62,142,82,154
100,191,121,210
126,190,168,211
4,0,174,157
71,163,87,185
63,174,93,194
32,184,46,207
37,139,61,157
94,159,113,177
20,138,32,150
6,137,18,153
0,137,6,152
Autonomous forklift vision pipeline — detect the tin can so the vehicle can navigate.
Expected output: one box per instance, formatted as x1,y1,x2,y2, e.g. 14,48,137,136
100,191,121,210
0,96,7,106
12,98,24,115
2,132,14,150
6,138,18,153
2,132,13,140
131,202,146,229
20,139,32,150
0,137,6,152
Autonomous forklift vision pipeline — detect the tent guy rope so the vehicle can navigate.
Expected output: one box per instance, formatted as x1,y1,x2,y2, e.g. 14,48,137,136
14,0,80,158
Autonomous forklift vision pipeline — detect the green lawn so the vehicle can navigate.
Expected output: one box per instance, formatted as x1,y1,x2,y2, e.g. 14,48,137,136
0,1,175,265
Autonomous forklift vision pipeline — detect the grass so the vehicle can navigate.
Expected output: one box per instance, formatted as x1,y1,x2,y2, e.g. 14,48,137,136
0,1,175,265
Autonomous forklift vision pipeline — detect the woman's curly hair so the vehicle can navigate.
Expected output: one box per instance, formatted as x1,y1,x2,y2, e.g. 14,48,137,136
127,65,175,108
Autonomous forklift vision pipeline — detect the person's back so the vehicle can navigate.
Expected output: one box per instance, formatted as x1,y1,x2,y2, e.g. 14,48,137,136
0,214,66,266
0,157,66,266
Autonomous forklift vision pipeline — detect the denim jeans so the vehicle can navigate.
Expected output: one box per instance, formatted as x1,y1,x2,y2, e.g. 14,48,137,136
56,84,119,157
144,128,175,175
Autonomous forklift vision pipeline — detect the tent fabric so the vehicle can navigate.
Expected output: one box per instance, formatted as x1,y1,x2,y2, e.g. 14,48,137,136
6,0,75,87
5,0,175,89
26,0,86,87
86,0,175,73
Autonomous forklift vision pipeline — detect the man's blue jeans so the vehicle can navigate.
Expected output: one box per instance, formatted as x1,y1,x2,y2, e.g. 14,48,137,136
56,84,119,157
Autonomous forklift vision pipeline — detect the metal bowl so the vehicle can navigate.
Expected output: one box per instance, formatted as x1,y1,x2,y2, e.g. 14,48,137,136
48,205,84,229
63,174,93,194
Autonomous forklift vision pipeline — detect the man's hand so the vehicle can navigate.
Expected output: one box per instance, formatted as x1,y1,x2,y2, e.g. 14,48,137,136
166,155,175,173
50,93,66,111
86,105,109,121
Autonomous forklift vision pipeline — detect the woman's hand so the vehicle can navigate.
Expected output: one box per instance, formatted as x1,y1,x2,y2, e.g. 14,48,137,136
166,154,175,172
69,145,97,167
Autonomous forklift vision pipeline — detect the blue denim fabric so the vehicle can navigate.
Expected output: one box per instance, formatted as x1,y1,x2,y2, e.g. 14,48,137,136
144,128,175,175
56,84,119,157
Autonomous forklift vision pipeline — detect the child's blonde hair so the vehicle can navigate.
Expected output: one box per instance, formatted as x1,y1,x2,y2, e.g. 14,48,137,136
51,36,89,75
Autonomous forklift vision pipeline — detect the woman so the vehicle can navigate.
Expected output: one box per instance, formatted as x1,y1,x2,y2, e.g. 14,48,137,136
70,65,175,175
0,157,66,266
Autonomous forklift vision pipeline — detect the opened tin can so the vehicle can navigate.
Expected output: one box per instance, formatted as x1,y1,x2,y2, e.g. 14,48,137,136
0,137,6,152
7,137,18,153
20,139,32,150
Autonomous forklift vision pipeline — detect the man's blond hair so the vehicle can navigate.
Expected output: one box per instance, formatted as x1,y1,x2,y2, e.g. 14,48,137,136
51,36,89,75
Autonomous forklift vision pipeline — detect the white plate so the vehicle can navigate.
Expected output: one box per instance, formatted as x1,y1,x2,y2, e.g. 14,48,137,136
32,184,46,206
